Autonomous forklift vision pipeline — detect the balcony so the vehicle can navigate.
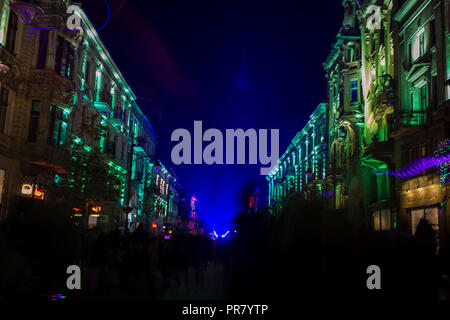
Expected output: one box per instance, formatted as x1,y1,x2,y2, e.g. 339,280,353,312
391,111,427,137
363,140,394,163
109,112,125,127
94,90,113,114
29,69,74,102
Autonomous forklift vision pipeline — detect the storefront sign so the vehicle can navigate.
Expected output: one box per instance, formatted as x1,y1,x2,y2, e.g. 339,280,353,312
21,183,45,200
21,184,33,197
402,184,441,207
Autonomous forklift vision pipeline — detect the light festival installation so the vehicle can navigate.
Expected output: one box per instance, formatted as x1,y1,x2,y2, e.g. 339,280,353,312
374,151,450,180
435,139,450,184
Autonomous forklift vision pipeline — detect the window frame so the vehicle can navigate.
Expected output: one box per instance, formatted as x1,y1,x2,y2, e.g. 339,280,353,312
27,100,41,142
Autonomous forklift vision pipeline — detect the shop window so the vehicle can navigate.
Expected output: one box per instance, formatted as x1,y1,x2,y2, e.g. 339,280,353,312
0,87,9,134
373,209,392,231
407,42,412,66
411,207,439,236
6,12,18,53
27,100,41,142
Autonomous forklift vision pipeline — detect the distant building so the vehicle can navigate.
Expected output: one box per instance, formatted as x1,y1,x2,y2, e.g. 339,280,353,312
267,103,328,214
144,160,183,234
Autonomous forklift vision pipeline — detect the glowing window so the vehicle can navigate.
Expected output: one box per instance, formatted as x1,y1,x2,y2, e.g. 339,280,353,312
411,28,425,62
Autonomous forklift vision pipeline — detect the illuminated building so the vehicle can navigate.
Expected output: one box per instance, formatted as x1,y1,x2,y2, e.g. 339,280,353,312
322,0,449,242
143,160,183,233
268,0,449,246
0,1,162,231
267,103,328,214
323,0,365,222
390,0,449,242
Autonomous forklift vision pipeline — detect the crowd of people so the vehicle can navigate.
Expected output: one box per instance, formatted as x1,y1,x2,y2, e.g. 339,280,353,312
79,225,227,298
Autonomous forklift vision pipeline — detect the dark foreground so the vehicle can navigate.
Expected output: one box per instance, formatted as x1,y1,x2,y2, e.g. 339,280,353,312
1,201,450,302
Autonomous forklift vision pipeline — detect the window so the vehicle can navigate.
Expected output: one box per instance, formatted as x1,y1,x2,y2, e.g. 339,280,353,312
351,80,358,103
420,85,428,110
419,144,427,157
409,147,418,162
411,207,439,236
6,12,18,53
36,30,49,69
407,42,412,66
373,209,392,231
0,87,9,134
410,91,416,111
48,105,67,146
411,28,425,62
431,76,437,107
55,37,74,78
28,100,41,142
430,20,435,47
85,60,91,87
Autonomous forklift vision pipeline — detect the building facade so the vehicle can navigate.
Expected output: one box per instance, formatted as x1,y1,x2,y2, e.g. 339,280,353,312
390,0,450,247
267,103,328,214
267,0,449,250
0,0,171,232
144,160,183,234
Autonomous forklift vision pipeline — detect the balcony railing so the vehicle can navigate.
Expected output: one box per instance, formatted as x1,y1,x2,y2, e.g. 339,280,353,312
397,111,427,126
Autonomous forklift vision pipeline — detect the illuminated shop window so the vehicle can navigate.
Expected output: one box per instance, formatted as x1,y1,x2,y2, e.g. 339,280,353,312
411,207,439,236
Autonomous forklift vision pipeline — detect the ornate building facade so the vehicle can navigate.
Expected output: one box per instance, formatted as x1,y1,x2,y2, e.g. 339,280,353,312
267,0,449,249
0,1,181,232
390,0,450,246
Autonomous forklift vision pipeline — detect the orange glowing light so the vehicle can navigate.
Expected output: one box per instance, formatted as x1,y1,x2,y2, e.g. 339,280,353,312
152,223,157,228
72,208,81,212
91,205,102,213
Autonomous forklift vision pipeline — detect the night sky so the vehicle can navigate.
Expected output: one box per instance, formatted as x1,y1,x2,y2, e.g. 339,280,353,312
81,0,344,233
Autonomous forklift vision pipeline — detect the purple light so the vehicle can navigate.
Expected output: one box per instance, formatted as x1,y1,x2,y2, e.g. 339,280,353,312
374,153,450,179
